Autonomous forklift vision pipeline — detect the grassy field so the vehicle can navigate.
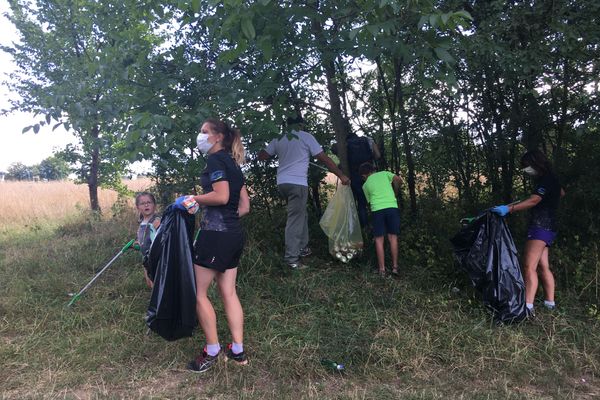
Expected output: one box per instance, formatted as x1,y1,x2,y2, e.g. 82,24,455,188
0,178,153,232
1,180,599,399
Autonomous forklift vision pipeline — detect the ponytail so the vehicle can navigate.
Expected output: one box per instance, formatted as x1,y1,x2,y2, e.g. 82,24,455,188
230,128,245,166
203,118,246,166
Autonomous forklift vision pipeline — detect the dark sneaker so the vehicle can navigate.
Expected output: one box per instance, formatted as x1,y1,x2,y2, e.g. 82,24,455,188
224,344,249,365
299,247,312,257
526,307,536,320
288,262,308,270
187,348,220,373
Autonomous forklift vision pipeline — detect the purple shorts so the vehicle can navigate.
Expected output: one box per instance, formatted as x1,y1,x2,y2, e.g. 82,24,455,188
527,227,557,247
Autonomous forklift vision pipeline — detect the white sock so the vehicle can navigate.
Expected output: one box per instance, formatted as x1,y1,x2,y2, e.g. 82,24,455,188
206,343,221,356
231,342,244,354
544,300,556,308
526,303,534,310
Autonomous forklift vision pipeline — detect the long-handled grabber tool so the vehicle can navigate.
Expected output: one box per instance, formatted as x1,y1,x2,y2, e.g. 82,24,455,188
67,239,136,307
459,200,522,226
309,161,329,172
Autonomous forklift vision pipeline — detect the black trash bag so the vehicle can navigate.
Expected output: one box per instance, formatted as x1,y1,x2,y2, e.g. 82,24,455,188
146,205,197,340
450,212,527,323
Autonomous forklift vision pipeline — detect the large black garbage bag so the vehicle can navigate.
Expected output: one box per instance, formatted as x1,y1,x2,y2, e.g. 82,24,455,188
146,205,197,340
450,212,527,323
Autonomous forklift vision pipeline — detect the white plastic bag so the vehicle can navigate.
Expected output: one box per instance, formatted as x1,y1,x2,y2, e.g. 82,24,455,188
319,185,364,262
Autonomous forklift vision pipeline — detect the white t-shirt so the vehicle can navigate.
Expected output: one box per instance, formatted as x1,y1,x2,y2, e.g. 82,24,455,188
265,130,324,186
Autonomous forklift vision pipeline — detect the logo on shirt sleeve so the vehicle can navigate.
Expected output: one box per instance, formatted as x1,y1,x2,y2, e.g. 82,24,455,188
536,187,546,196
210,170,225,182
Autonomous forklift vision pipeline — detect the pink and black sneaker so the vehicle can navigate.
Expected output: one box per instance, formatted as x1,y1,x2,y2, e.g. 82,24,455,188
187,347,220,373
224,343,249,365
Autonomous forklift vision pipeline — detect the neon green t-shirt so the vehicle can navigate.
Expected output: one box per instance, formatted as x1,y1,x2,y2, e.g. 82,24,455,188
362,171,398,212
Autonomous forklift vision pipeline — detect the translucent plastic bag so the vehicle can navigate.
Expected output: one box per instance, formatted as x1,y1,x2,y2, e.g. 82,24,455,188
319,185,364,262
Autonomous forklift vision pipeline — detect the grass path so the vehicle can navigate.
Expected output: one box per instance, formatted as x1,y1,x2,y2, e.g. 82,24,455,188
1,212,599,399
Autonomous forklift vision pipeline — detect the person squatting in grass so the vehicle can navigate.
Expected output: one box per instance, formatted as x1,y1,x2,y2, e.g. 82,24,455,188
491,150,565,316
359,162,403,277
175,118,251,373
257,114,350,270
134,192,160,289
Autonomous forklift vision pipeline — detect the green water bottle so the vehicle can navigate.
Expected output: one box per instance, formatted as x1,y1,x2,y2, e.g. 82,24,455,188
321,358,345,371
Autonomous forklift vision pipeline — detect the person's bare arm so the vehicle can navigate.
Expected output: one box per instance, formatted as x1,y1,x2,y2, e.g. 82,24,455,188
372,141,382,160
193,180,230,206
257,149,271,161
392,175,402,195
314,152,350,185
238,185,250,217
509,194,542,213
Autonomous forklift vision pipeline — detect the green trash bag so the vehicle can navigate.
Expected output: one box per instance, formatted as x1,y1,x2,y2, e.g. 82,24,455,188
319,185,364,263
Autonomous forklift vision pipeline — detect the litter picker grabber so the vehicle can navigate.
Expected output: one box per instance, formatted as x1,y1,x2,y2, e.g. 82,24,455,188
460,200,521,226
193,228,201,246
309,161,329,172
67,239,136,307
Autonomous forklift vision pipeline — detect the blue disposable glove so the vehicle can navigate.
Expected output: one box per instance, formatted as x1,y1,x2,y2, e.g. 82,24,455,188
491,205,510,217
174,195,200,214
174,195,188,210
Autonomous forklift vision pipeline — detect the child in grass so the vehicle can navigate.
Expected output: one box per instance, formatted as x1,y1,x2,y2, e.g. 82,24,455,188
134,192,160,288
359,162,403,277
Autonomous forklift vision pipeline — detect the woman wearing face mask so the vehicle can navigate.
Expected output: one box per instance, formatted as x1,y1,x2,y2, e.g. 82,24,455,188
491,150,565,317
175,118,250,373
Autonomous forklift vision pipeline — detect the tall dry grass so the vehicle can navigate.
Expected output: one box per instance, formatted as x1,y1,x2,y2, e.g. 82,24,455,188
0,178,154,229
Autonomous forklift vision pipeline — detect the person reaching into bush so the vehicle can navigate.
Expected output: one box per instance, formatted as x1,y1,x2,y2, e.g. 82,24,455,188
359,162,403,277
258,114,350,270
491,150,565,316
134,192,160,289
175,118,250,373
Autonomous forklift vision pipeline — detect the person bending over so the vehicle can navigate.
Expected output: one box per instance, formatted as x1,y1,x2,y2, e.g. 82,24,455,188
359,162,403,277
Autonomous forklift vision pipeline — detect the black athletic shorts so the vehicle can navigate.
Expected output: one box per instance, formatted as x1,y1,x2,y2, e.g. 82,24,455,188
372,207,401,237
193,230,245,272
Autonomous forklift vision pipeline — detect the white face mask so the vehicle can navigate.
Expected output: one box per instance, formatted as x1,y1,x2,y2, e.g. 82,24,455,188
523,166,537,176
196,133,214,155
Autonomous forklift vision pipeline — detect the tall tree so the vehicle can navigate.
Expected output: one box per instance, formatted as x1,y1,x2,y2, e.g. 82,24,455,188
3,0,163,211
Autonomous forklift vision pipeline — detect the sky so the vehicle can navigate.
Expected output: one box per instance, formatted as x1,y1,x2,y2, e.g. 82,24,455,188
0,0,78,172
0,0,152,174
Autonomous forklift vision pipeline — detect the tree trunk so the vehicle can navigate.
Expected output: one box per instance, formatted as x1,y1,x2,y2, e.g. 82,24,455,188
309,3,349,174
394,62,417,214
555,59,570,166
323,58,349,174
88,125,100,212
397,87,417,214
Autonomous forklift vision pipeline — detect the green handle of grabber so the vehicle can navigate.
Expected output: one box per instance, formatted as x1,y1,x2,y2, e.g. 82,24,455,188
121,239,135,252
67,293,81,307
66,239,136,307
